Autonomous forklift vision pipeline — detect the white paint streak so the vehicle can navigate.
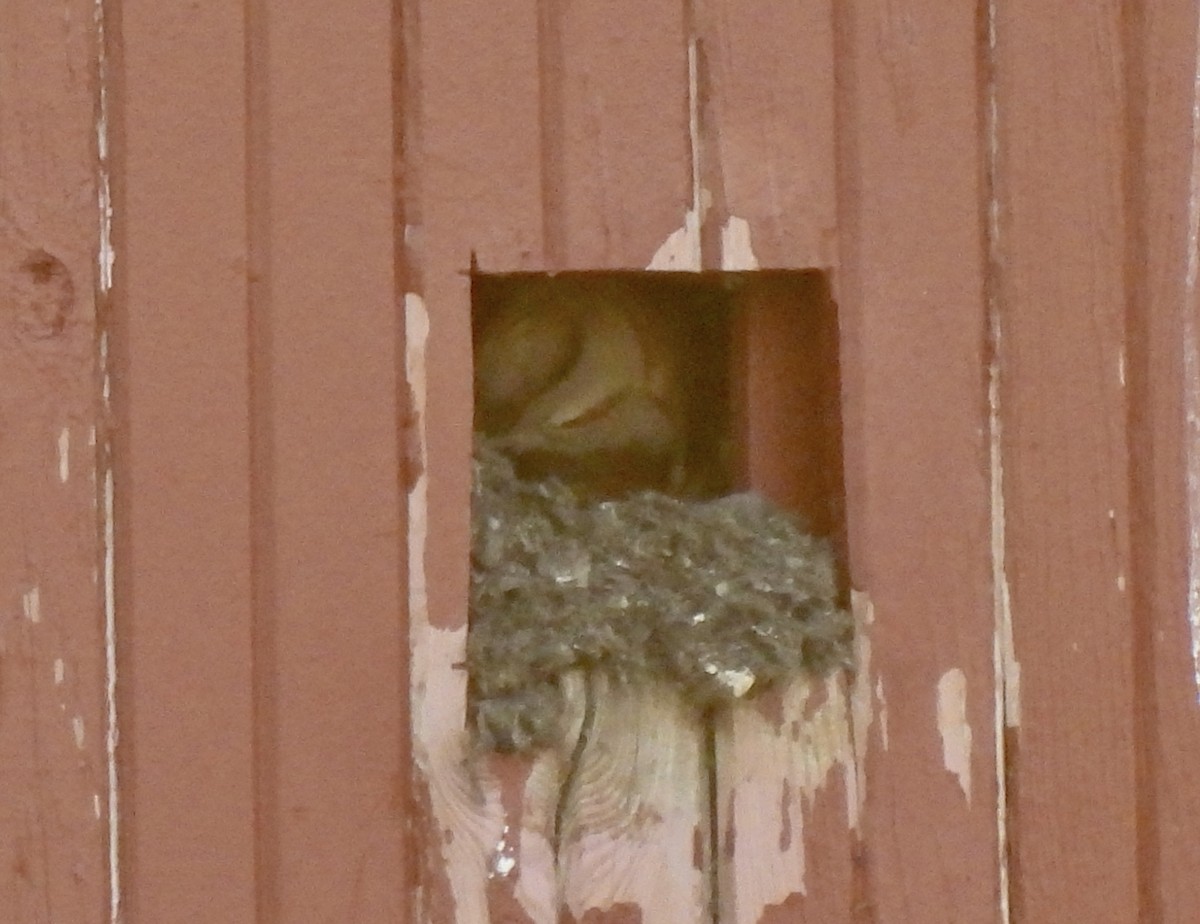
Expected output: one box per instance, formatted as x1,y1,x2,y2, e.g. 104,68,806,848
22,586,41,623
58,428,70,482
96,0,121,910
73,716,86,749
847,590,877,832
721,216,760,270
1117,349,1126,387
985,3,1012,918
1184,9,1200,700
54,659,65,685
646,211,702,271
648,38,704,273
936,669,973,803
875,677,889,751
93,793,102,820
405,293,430,621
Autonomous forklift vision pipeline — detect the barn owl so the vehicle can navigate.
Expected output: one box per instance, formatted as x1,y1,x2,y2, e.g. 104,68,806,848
474,278,688,495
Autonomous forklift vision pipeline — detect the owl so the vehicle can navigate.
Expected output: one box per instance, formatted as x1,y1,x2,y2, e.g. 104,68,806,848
474,277,689,496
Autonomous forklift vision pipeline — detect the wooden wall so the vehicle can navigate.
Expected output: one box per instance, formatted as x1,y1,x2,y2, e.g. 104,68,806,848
4,1,1200,922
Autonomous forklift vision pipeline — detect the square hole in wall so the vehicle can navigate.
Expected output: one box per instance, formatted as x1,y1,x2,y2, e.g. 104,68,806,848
467,270,849,753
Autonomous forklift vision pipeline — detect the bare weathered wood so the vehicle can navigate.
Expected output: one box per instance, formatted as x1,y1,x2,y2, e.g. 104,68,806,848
834,1,997,920
113,2,259,920
0,1,106,919
991,5,1140,920
249,1,409,918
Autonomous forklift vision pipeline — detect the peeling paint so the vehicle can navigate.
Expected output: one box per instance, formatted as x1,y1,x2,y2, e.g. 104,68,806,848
1185,21,1200,698
58,427,70,482
875,677,889,751
847,590,877,832
22,586,40,623
985,2,1013,917
405,292,430,624
721,216,760,271
646,210,702,271
936,669,972,803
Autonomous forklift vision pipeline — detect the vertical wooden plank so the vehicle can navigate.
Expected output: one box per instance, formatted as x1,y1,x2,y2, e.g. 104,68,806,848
1121,1,1200,920
698,0,838,271
112,1,257,920
549,0,694,270
991,4,1138,920
834,1,997,921
544,2,709,920
407,2,561,922
252,0,408,919
0,1,107,919
696,6,848,916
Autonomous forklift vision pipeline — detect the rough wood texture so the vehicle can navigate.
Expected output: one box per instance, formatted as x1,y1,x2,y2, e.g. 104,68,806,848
113,2,258,920
0,1,107,919
991,5,1140,920
834,2,997,920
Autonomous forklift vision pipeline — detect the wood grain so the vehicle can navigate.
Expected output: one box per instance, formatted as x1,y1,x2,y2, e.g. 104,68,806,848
834,1,997,920
0,1,107,919
991,4,1140,920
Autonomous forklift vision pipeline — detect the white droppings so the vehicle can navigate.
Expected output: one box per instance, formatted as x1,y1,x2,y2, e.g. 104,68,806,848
93,793,102,820
73,716,86,749
936,669,972,803
54,659,65,685
1117,349,1126,387
1117,573,1127,592
58,428,70,482
721,216,760,271
489,825,517,879
704,664,755,698
22,586,41,623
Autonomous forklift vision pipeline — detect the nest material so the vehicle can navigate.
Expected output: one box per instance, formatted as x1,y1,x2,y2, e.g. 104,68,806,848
468,441,853,752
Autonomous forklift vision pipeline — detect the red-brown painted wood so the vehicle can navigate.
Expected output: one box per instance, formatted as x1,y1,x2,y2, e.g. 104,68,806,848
0,1,107,919
551,0,693,270
834,2,997,920
251,1,409,919
113,2,258,921
1129,3,1200,919
992,5,1141,920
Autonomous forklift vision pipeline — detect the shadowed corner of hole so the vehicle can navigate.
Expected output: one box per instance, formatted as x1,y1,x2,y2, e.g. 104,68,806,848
466,440,854,754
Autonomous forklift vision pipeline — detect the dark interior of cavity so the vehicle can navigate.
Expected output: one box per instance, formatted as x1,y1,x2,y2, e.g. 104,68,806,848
467,271,851,753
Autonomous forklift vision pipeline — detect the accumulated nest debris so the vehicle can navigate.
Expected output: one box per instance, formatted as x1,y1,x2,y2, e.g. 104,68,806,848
468,441,853,752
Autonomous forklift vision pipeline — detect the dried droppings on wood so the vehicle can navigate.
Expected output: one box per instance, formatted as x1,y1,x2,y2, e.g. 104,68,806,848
468,444,852,752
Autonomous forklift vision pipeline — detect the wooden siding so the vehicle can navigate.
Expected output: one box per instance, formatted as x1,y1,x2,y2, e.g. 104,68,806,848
5,1,1200,922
